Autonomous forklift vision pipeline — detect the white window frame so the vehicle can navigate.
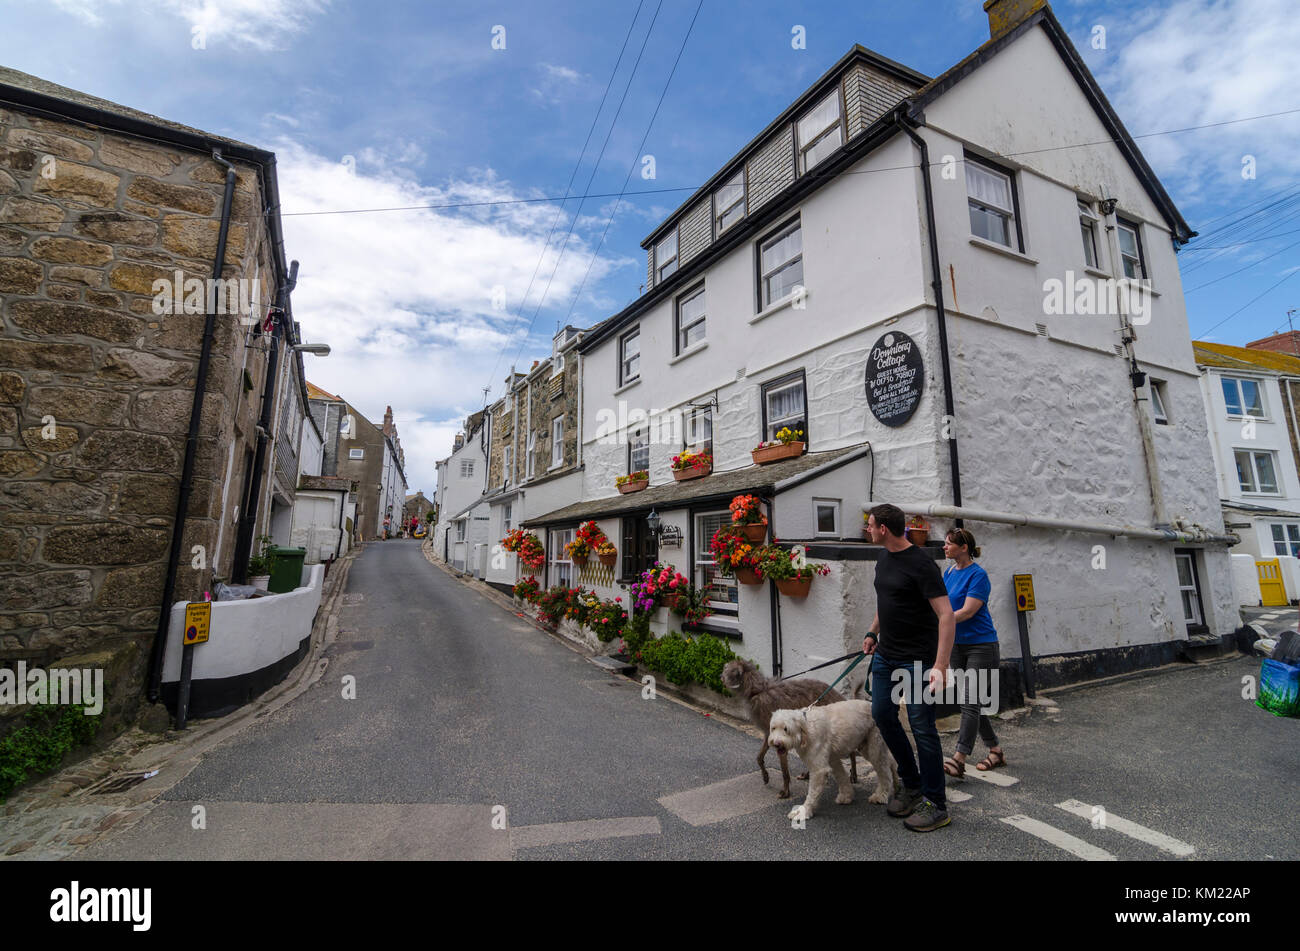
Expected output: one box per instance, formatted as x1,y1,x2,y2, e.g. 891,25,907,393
551,416,564,469
628,428,650,476
1222,376,1266,419
675,284,707,354
502,445,512,485
1235,448,1280,495
526,431,536,479
1175,552,1203,626
455,520,466,542
758,218,803,309
619,326,640,386
764,376,806,443
1079,201,1100,269
695,510,738,616
459,459,474,478
1149,379,1169,425
656,229,678,282
1117,218,1146,280
715,169,745,234
685,406,712,455
1271,523,1300,558
348,448,364,460
503,502,513,534
549,527,574,588
796,89,843,174
966,156,1019,250
813,498,840,538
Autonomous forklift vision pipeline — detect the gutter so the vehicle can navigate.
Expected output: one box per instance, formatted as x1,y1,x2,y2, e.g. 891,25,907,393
887,502,1239,547
146,149,238,703
898,110,964,522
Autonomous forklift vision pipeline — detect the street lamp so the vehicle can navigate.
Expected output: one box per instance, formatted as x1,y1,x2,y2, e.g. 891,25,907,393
292,343,331,356
646,509,661,537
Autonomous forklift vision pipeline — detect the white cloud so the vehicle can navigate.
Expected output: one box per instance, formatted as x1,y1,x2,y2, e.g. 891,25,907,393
277,140,626,492
50,0,329,50
542,64,581,83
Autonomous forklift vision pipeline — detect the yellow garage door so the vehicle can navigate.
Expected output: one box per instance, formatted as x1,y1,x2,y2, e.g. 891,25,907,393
1256,559,1287,607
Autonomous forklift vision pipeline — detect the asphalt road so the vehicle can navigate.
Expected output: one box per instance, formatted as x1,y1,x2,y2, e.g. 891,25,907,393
82,540,1298,861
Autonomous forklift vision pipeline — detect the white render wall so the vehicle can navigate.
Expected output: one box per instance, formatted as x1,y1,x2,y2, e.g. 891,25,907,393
432,432,486,561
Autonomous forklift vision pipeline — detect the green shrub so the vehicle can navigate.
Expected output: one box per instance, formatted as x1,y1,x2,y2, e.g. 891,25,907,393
0,703,101,802
638,631,738,694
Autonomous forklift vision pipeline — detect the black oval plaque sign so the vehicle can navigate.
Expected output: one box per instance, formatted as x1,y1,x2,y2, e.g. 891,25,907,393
865,331,923,427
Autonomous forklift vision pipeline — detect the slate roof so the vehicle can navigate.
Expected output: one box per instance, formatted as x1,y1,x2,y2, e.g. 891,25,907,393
522,444,868,527
1194,342,1300,375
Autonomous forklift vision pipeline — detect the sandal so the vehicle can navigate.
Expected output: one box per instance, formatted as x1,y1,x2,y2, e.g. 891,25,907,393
943,756,965,779
976,749,1006,771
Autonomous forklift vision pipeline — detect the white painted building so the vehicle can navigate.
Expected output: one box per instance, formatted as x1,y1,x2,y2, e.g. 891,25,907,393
433,415,490,573
523,0,1240,695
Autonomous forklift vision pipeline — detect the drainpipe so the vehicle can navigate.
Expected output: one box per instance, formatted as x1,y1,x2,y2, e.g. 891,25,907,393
232,258,299,581
1099,190,1169,527
898,111,964,524
765,491,782,675
146,150,238,703
890,502,1239,547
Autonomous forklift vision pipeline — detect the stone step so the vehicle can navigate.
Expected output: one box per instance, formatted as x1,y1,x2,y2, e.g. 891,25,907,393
1181,634,1235,664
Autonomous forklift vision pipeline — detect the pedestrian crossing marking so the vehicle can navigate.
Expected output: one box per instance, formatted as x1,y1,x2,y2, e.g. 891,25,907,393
1055,800,1194,857
1000,814,1116,861
964,766,1019,787
509,816,661,850
946,788,973,803
1258,613,1280,620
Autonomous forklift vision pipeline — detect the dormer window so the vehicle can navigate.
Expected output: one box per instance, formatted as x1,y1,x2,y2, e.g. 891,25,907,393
715,170,745,234
796,90,843,174
656,229,678,282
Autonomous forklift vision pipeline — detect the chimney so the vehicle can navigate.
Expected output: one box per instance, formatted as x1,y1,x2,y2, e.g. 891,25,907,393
983,0,1047,38
1247,331,1300,358
383,405,394,435
453,432,464,450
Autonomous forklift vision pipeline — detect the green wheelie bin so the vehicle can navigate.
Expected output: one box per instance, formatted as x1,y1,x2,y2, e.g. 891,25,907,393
267,546,307,593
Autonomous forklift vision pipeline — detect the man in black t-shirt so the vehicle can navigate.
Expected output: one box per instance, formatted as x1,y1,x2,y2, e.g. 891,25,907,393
862,504,956,832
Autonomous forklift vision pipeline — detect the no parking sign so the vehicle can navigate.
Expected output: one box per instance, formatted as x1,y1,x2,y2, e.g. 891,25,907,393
183,602,211,645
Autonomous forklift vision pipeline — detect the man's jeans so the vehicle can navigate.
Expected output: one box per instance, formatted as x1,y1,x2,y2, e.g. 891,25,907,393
871,652,945,809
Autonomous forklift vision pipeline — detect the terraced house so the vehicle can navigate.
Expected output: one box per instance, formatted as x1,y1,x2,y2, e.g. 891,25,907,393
0,67,314,730
521,0,1240,695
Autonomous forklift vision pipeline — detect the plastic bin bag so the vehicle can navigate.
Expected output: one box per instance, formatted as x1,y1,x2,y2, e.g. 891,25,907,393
1257,658,1300,719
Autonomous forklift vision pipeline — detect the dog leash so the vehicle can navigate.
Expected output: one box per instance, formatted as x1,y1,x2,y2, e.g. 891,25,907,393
803,651,868,711
777,650,863,682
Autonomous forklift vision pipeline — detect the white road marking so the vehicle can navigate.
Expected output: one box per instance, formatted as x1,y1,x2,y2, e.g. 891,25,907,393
965,765,1019,787
1000,814,1116,861
1055,800,1195,857
947,788,973,803
509,816,661,849
1258,613,1280,620
659,773,793,826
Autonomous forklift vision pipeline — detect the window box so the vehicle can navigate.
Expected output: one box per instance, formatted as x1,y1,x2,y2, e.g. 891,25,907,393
775,577,811,598
673,462,711,482
617,477,649,494
752,441,804,465
671,448,712,481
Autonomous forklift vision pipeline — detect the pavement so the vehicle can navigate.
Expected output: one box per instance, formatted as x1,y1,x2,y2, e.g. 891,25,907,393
4,539,1296,861
1239,603,1298,642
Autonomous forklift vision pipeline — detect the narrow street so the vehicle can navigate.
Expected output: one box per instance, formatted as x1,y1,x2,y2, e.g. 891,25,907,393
76,540,1295,861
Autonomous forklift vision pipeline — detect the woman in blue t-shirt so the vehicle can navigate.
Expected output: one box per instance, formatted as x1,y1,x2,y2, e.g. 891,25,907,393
941,528,1006,778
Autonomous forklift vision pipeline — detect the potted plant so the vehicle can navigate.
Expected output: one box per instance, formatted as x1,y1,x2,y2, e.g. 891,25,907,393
671,582,713,627
671,449,713,481
709,525,762,585
729,494,769,542
565,536,591,564
616,469,649,494
753,543,831,597
905,515,930,546
752,427,805,465
596,540,618,567
628,562,690,613
502,529,546,571
513,575,541,603
247,534,276,591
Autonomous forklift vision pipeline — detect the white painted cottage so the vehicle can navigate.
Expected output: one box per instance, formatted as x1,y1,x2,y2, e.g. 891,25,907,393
433,413,490,573
523,0,1241,695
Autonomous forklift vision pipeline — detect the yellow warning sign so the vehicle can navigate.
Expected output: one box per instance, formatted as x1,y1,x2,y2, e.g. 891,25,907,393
183,602,211,645
1013,574,1036,612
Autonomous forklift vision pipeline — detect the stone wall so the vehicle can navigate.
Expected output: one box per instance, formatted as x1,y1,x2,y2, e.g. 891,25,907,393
332,400,386,541
0,103,279,732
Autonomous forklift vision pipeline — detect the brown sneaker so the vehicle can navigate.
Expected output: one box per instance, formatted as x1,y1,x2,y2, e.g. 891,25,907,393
904,798,951,832
886,784,923,818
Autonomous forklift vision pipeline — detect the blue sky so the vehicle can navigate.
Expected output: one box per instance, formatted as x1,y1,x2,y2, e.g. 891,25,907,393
5,0,1298,490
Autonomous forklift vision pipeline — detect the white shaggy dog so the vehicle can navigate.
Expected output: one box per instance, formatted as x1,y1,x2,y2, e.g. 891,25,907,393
767,700,898,821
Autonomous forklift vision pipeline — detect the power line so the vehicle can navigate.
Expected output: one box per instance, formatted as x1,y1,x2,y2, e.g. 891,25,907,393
479,0,647,401
1184,235,1300,293
564,0,705,327
1195,268,1300,339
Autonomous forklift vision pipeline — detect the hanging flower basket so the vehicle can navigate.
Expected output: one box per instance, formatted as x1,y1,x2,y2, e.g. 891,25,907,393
752,441,804,465
742,523,767,543
775,577,812,598
735,566,762,585
598,550,618,567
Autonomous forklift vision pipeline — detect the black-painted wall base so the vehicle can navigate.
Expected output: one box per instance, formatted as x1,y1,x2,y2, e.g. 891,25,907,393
160,635,312,720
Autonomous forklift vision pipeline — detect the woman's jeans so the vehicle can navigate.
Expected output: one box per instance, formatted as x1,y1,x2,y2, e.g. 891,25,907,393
952,641,1001,757
870,652,945,809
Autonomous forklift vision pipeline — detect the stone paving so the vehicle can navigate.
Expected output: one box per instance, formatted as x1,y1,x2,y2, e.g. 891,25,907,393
0,550,357,860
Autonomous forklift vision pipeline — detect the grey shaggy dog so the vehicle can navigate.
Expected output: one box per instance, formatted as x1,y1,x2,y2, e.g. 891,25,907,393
721,658,858,799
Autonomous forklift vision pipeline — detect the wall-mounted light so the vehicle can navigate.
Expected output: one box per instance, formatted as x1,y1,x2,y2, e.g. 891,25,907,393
293,343,331,356
647,508,661,536
646,508,682,547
